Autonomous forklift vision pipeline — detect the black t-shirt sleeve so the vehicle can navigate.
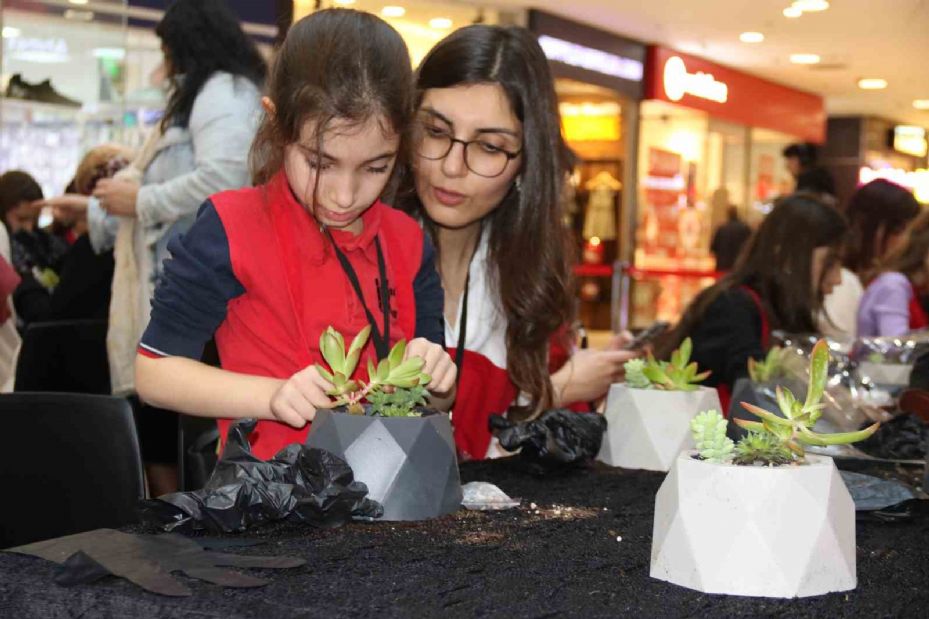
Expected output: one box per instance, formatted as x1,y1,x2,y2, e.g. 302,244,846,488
140,201,245,360
412,233,445,345
689,288,766,389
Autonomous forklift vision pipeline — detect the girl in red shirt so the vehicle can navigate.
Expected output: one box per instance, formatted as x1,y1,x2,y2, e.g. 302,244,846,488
135,9,456,460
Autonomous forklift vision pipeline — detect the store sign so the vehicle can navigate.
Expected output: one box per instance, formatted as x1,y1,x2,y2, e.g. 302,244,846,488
662,56,728,104
538,35,644,82
859,166,929,203
5,37,69,63
892,125,928,158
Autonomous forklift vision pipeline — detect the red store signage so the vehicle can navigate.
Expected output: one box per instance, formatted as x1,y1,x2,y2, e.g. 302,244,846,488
644,46,825,143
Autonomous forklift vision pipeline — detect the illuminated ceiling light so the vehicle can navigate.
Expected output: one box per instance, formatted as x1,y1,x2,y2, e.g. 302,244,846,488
2,26,21,38
381,6,406,18
793,0,830,11
333,0,356,4
68,0,90,4
739,32,765,43
913,99,929,110
429,17,453,29
790,53,820,64
858,78,887,90
783,6,803,18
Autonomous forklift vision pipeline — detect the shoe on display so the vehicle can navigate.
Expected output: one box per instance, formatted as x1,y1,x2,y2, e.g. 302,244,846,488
5,73,82,108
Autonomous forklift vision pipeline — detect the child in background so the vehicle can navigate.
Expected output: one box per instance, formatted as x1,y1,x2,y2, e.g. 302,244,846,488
135,9,455,460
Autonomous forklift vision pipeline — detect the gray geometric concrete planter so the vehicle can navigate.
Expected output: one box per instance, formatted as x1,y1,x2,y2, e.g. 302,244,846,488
305,410,463,521
650,452,857,598
597,385,721,472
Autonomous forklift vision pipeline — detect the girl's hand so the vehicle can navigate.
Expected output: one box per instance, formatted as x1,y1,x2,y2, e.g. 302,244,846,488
93,178,140,217
405,337,457,397
269,365,335,428
32,194,90,213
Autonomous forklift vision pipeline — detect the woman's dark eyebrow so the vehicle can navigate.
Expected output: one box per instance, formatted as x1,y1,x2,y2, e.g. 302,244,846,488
421,107,520,138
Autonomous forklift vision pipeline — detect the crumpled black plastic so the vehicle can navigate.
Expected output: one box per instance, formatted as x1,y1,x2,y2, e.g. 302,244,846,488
141,419,383,534
489,409,607,472
856,414,929,461
6,528,305,596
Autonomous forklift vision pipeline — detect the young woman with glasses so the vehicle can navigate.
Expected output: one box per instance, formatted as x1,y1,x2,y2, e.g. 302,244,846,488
398,25,636,460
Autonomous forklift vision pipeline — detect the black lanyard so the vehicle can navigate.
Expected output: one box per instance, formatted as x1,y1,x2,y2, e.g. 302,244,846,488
452,229,482,383
328,231,390,360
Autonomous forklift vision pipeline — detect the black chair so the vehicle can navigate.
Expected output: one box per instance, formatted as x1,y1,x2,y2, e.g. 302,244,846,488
0,393,145,548
178,415,220,491
14,319,110,394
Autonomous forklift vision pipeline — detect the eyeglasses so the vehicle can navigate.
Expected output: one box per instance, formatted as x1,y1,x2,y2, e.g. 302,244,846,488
414,121,522,178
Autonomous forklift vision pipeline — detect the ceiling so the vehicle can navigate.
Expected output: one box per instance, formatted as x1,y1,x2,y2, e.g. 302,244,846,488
482,0,929,126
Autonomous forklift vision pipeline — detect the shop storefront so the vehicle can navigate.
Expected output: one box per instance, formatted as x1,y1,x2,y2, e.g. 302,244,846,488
529,10,646,331
630,45,825,328
824,115,929,208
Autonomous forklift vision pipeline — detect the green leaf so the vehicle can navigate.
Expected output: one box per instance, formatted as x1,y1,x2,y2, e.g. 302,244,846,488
740,402,792,426
733,419,766,432
679,337,692,367
804,339,830,411
315,365,335,384
367,359,377,383
377,360,390,382
643,365,672,387
346,325,371,360
388,339,407,370
799,423,880,446
320,328,346,372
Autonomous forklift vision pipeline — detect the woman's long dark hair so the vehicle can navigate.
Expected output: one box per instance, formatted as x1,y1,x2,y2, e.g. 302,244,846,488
882,210,929,281
398,25,574,420
657,193,848,357
156,0,267,130
843,179,920,281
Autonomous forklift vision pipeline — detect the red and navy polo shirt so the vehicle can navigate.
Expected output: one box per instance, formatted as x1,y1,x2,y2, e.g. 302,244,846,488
140,170,444,459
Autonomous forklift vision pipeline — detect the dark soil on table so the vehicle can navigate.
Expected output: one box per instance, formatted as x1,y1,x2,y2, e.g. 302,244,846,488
2,458,929,618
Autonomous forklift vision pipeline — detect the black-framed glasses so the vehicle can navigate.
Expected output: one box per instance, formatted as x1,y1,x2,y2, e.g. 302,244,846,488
414,122,522,178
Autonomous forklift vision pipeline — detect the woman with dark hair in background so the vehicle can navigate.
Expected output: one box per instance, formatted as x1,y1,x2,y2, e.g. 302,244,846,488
39,0,266,494
656,194,847,407
399,25,636,459
821,179,921,339
858,210,929,337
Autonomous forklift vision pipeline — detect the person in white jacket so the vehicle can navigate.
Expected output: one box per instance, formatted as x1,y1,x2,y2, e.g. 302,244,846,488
38,0,265,495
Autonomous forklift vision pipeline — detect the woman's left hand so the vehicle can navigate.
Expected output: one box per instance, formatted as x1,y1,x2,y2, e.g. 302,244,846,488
93,178,140,217
405,338,457,398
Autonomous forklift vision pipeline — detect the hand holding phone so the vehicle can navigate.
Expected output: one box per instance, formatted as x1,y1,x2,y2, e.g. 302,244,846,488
624,321,670,351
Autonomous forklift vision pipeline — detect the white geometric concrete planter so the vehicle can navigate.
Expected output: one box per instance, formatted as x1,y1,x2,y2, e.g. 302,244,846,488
857,361,913,387
597,385,721,472
650,452,856,598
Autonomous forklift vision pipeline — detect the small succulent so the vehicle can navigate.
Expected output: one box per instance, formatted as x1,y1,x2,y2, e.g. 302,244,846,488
624,358,652,390
747,347,784,383
315,326,431,417
736,339,880,460
641,337,711,392
690,410,734,463
866,352,887,364
734,431,794,465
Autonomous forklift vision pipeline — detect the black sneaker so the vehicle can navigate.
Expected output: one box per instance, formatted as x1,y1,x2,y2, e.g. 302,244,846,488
5,73,81,108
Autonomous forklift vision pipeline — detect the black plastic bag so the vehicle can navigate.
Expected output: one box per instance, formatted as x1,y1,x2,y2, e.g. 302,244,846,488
856,414,929,460
142,419,383,534
6,528,304,596
489,409,607,472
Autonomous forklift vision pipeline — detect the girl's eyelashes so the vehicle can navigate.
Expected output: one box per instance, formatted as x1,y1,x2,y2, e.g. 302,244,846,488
367,165,389,174
307,159,332,171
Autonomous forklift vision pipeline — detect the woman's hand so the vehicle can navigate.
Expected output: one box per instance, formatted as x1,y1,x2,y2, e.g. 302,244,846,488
552,347,640,407
269,365,335,428
93,178,140,217
405,337,457,398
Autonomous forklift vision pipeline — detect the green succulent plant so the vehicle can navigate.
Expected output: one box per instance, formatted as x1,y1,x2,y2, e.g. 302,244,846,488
736,339,880,459
624,358,652,390
690,410,734,463
641,337,711,392
747,347,785,383
734,431,793,465
315,326,431,417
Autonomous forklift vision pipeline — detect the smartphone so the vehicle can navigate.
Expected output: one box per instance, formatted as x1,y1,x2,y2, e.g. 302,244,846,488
624,321,670,351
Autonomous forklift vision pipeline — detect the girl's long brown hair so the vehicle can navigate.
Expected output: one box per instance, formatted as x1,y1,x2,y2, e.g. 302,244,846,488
843,179,920,281
880,210,929,283
249,9,413,191
398,25,574,421
656,193,848,358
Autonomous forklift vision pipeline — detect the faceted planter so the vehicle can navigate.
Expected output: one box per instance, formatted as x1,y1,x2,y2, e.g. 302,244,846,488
597,385,721,472
726,378,804,441
650,452,856,598
305,409,463,521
